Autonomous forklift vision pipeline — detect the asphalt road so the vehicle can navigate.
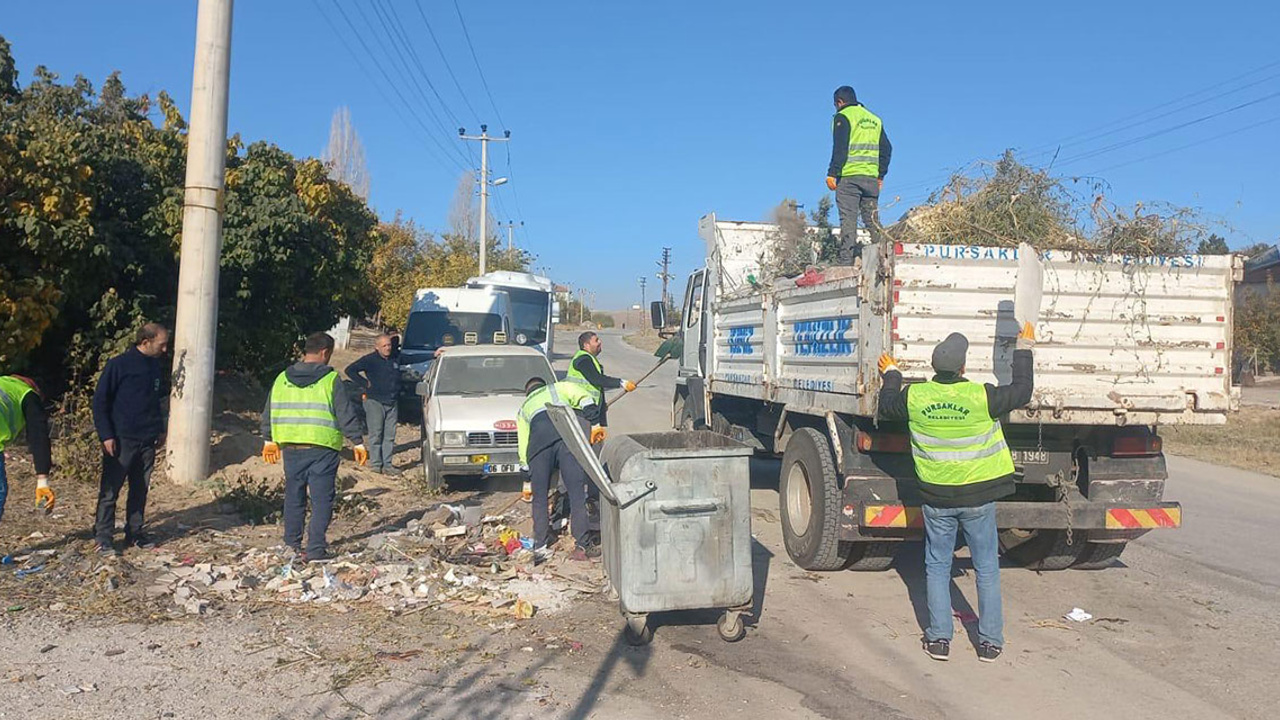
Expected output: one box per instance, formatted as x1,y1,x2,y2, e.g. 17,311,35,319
548,329,1280,720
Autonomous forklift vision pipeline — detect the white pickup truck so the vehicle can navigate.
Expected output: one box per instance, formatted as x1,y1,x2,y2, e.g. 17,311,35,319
666,213,1242,572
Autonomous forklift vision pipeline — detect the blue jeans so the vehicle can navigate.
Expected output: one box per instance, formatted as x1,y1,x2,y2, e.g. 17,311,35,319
922,502,1004,647
0,452,8,523
282,445,340,556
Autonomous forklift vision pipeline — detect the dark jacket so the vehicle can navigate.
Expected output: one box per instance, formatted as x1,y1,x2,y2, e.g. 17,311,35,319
525,400,601,465
828,104,893,180
93,347,167,443
261,362,365,446
345,351,400,405
17,393,52,475
878,348,1034,507
572,352,621,426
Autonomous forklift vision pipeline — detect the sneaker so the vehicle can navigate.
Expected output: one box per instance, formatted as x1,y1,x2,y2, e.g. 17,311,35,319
569,544,602,562
977,642,1003,663
923,638,950,661
96,542,121,557
305,549,332,564
127,534,157,550
383,466,403,477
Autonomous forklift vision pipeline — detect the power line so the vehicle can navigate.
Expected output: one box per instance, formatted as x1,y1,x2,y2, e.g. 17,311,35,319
1084,112,1280,175
379,0,469,131
414,0,482,126
453,0,506,130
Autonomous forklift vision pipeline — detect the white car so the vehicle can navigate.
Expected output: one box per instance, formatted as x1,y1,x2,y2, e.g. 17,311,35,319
417,345,555,490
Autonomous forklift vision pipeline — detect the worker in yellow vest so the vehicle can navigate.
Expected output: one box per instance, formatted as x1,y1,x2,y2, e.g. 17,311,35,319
878,324,1036,663
825,85,893,264
0,375,55,523
566,331,635,428
261,332,368,563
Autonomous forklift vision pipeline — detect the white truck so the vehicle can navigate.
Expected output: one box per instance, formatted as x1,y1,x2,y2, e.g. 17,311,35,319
467,271,558,358
665,213,1241,572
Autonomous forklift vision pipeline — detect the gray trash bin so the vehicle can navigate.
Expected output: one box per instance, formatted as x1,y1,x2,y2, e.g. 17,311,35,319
546,406,754,645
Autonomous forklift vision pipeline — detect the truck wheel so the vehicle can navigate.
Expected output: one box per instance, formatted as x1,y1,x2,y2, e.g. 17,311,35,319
1073,542,1127,570
1002,529,1085,571
675,396,696,432
780,427,847,571
843,541,899,571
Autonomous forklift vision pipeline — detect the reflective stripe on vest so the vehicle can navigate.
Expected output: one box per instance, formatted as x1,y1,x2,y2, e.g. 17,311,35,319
269,371,343,450
906,380,1014,487
0,376,34,452
517,381,596,464
565,350,604,402
835,105,883,178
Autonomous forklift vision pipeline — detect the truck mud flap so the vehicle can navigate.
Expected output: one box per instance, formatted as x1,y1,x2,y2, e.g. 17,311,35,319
853,501,1182,532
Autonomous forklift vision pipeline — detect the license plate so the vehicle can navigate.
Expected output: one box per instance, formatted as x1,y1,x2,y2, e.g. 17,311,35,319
469,454,489,464
483,463,519,474
1012,450,1049,465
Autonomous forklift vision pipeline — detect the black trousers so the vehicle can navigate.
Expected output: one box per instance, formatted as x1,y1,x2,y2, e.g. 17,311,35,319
282,445,339,555
95,438,156,543
528,441,590,548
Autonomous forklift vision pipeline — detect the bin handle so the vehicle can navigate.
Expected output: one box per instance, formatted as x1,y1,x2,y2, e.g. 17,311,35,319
652,500,720,516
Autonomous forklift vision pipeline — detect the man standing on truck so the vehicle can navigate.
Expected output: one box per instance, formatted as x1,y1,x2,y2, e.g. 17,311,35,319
567,331,635,428
345,334,401,476
261,332,369,563
877,323,1036,663
0,375,56,524
517,376,602,561
825,85,892,264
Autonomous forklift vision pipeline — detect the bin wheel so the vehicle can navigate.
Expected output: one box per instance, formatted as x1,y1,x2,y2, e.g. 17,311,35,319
717,612,746,643
624,615,652,646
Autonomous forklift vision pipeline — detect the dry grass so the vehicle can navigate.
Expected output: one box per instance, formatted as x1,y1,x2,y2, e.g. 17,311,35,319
623,333,664,354
1163,406,1280,477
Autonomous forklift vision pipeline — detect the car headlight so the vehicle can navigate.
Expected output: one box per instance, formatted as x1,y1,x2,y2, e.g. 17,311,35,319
516,333,529,345
437,431,467,447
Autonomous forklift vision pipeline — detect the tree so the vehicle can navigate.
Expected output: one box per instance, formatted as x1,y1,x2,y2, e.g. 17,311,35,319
1236,242,1273,260
810,195,839,263
1197,234,1230,254
321,106,370,201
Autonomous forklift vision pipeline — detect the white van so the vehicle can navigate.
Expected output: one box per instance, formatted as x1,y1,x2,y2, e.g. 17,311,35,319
399,287,513,389
467,271,558,357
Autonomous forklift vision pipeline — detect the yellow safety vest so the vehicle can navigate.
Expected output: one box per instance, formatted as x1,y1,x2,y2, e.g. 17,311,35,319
906,380,1014,487
269,370,343,451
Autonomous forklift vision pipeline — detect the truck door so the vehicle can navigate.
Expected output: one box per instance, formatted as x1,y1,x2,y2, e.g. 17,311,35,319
680,269,708,377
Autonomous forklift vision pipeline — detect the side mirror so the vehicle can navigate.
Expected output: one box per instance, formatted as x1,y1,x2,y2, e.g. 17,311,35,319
391,335,401,355
415,381,430,398
649,301,667,330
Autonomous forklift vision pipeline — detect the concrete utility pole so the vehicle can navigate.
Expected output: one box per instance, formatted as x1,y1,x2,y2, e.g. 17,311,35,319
503,220,523,253
638,276,648,313
656,247,672,316
168,0,234,486
459,125,509,275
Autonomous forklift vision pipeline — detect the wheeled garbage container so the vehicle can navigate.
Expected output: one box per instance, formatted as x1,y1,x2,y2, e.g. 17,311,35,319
545,406,755,645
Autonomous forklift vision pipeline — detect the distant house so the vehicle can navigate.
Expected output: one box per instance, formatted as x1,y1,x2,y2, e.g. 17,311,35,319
1237,245,1280,302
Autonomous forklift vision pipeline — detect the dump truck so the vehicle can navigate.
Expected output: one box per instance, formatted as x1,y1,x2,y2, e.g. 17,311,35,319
665,213,1242,571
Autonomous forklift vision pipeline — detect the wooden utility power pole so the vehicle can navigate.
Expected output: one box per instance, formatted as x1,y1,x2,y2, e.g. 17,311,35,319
168,0,234,485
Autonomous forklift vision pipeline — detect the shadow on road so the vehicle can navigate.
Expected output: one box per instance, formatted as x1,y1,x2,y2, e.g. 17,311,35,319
564,627,655,720
894,543,986,649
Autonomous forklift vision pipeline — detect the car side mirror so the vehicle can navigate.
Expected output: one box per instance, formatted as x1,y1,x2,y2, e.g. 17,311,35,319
649,300,667,330
415,381,430,398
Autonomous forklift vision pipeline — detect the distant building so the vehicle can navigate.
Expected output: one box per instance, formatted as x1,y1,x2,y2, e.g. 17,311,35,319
1237,245,1280,302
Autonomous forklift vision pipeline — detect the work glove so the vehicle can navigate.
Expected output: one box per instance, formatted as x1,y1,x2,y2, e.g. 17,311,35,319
1017,322,1036,351
878,353,899,375
622,380,637,392
878,178,884,192
590,426,607,445
35,476,55,512
262,441,281,464
825,176,838,192
353,444,370,466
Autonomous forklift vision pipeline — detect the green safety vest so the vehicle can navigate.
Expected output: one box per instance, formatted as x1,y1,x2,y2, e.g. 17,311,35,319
906,380,1014,487
516,381,597,464
0,376,35,453
269,370,343,451
835,104,883,178
565,350,604,403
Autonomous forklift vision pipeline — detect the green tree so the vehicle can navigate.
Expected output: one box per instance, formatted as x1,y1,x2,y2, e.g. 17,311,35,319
1197,234,1230,254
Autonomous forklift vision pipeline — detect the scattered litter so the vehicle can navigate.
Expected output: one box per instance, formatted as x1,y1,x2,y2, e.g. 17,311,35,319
514,599,535,619
1064,608,1093,623
15,565,45,578
374,650,422,662
105,649,124,657
7,605,25,613
1,555,12,565
39,645,56,654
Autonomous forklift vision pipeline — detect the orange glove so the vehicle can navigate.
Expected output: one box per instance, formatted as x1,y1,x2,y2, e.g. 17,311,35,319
35,477,55,512
262,441,281,464
825,176,838,192
622,380,637,392
590,426,607,445
878,178,884,191
878,353,899,374
1017,322,1036,350
353,444,370,466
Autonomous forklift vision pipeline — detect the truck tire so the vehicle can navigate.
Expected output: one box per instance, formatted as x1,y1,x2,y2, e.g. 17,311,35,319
1002,529,1085,571
843,541,899,571
780,427,848,571
1072,542,1127,570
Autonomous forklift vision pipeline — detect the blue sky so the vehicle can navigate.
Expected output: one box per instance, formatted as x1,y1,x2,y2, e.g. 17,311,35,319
5,0,1279,309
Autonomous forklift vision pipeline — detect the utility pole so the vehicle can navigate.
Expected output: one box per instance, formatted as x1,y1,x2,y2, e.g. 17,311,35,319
459,125,509,275
656,247,672,316
168,0,234,486
504,220,523,253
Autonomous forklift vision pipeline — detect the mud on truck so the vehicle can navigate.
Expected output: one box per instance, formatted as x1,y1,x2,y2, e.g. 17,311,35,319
665,213,1242,572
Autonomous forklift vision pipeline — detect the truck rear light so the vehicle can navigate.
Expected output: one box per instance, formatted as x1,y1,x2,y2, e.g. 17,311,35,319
894,242,904,255
1215,342,1225,349
1215,367,1224,375
893,290,900,303
1216,316,1225,322
856,429,910,454
1112,433,1162,457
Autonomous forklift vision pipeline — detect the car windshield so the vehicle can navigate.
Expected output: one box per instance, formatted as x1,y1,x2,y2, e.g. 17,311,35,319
433,355,554,395
503,288,550,345
403,311,504,349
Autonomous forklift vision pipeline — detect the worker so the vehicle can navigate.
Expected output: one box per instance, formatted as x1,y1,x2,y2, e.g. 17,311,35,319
92,322,169,555
877,323,1036,663
261,332,368,563
0,375,55,523
567,331,635,428
345,334,401,476
517,376,601,561
825,85,892,264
